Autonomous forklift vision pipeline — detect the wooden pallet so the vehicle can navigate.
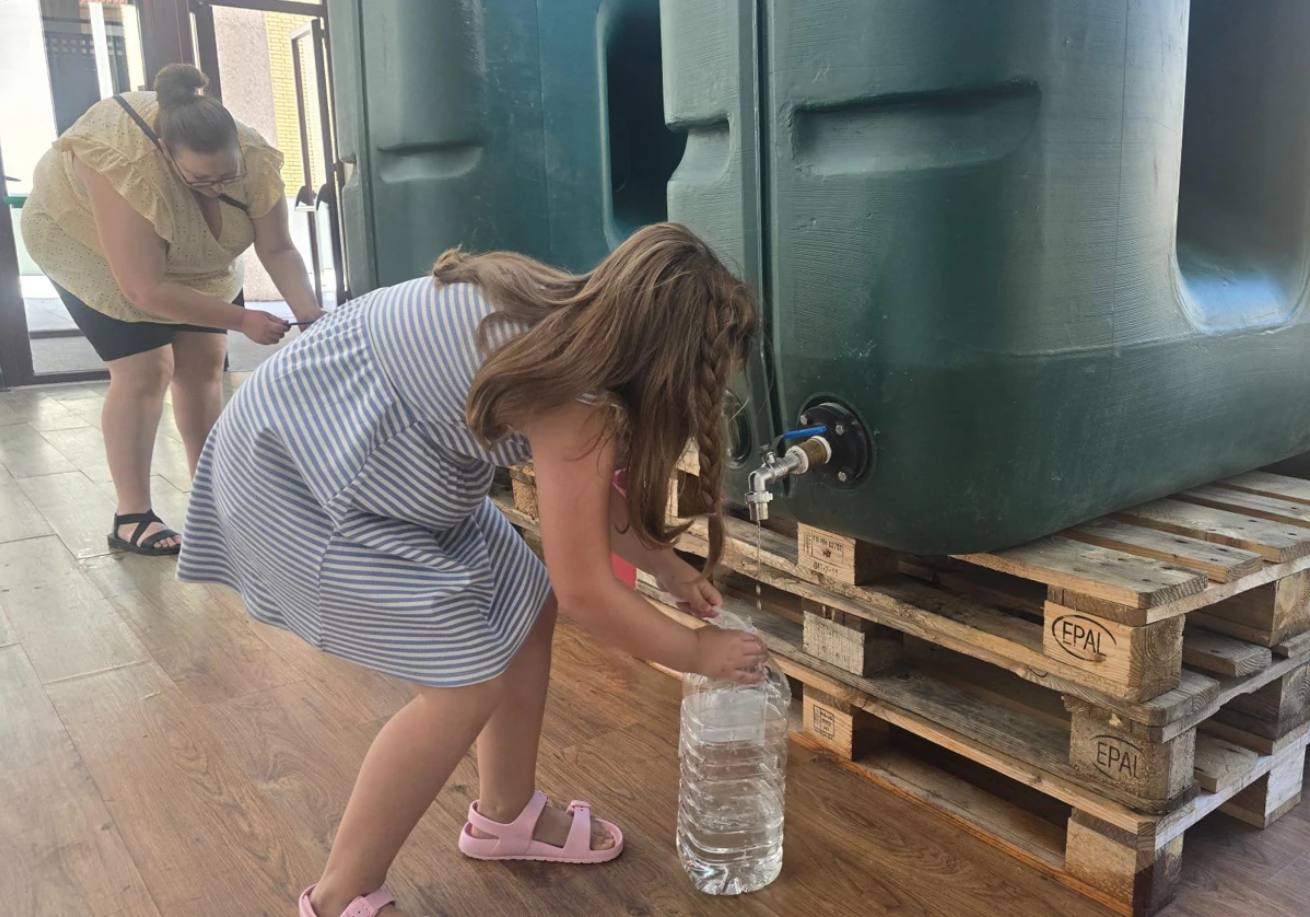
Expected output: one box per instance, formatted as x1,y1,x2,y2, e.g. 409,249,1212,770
794,473,1310,701
497,483,1310,803
639,578,1309,917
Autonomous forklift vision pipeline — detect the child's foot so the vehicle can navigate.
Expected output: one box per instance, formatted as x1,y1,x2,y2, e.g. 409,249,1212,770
308,887,407,917
471,797,617,850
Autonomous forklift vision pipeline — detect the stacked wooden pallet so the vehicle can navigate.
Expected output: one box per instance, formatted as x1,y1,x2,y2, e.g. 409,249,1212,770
495,467,1310,916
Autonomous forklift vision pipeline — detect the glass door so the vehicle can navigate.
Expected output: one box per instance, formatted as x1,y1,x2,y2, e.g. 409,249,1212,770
185,0,341,370
0,0,149,387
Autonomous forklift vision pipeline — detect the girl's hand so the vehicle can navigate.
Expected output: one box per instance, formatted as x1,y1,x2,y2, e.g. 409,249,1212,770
693,626,767,684
658,559,722,619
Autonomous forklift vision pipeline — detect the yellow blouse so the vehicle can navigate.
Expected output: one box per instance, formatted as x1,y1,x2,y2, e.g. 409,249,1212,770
20,91,285,324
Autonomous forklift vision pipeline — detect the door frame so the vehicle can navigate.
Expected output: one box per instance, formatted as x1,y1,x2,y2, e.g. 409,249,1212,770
0,0,332,389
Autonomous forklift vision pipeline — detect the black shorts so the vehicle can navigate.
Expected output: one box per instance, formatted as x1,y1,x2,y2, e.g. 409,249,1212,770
54,283,243,363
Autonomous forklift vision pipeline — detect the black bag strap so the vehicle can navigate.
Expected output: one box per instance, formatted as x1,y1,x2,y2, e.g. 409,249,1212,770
112,94,249,214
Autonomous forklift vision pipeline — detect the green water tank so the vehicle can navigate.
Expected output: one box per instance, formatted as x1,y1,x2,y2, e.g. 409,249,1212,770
664,0,1310,553
326,0,683,294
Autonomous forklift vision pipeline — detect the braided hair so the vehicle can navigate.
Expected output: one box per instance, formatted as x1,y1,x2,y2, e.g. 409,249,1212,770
448,223,758,577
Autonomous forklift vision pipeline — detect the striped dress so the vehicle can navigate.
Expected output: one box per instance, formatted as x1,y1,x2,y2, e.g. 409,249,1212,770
178,279,551,687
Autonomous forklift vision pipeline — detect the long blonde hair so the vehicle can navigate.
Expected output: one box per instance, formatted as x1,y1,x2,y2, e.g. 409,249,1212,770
437,223,758,574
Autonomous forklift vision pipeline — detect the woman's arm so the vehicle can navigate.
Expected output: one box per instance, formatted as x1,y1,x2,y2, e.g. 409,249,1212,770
525,402,762,681
253,198,322,324
76,157,288,343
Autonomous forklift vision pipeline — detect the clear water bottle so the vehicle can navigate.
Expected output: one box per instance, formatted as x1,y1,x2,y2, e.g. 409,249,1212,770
677,610,791,895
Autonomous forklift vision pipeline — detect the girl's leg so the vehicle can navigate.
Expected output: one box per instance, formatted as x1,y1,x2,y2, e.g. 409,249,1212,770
103,345,177,548
310,676,507,917
473,598,615,849
170,330,228,475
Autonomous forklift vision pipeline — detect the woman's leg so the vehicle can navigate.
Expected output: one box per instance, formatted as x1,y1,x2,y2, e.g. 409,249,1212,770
310,676,507,917
473,598,615,849
170,330,228,475
103,345,177,547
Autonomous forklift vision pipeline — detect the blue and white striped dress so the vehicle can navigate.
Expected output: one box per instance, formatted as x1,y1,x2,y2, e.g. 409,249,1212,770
178,279,551,687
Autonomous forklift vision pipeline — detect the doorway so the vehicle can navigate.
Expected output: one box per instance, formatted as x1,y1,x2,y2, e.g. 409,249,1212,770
0,0,150,387
0,0,340,388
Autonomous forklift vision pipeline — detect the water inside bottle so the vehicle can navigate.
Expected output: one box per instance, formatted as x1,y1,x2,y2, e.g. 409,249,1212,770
678,607,789,895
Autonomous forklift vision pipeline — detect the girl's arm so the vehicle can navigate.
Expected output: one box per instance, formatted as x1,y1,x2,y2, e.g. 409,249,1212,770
607,485,722,618
524,401,763,681
75,157,288,343
253,198,322,324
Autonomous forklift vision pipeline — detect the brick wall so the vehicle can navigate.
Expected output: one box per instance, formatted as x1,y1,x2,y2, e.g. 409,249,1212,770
264,13,305,192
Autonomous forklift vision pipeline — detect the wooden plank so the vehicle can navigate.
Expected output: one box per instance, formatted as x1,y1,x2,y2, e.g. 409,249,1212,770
151,432,195,494
1199,719,1310,758
0,395,23,427
0,537,149,685
0,646,161,916
1153,731,1305,845
1168,655,1310,743
834,744,1069,871
1194,571,1310,648
17,471,119,558
1118,498,1310,563
1042,607,1184,701
802,687,888,759
1065,810,1183,913
676,440,700,476
957,536,1206,610
1066,518,1263,583
1219,745,1307,828
0,477,53,543
1193,735,1263,794
1066,700,1197,806
1050,553,1310,626
1275,630,1310,660
1222,471,1310,507
511,476,539,521
1182,486,1310,531
0,422,77,478
1182,625,1273,678
797,524,897,585
44,661,323,911
802,605,902,676
0,393,90,431
40,425,113,483
1217,664,1310,740
108,580,300,705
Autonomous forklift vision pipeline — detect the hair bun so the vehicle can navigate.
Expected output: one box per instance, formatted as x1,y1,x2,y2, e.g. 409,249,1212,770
154,64,209,109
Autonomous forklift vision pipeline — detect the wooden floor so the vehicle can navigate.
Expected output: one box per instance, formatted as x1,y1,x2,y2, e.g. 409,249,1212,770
1,381,1308,917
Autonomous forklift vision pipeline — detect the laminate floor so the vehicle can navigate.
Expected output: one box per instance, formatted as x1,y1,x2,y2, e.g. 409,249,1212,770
1,381,1305,916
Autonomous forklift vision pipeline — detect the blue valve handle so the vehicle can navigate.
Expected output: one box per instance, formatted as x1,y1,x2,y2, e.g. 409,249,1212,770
781,424,828,440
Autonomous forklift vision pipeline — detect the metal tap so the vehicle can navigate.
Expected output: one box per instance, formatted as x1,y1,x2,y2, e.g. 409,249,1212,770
745,434,832,522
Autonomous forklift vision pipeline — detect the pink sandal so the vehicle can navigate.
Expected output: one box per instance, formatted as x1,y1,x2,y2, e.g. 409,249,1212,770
298,885,395,917
458,789,624,864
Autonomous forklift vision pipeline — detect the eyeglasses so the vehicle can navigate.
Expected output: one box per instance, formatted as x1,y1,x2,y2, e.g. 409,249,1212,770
160,144,245,189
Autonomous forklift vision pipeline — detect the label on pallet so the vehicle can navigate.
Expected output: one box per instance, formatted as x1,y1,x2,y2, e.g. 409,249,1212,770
1092,734,1142,781
810,703,838,740
1049,613,1117,662
800,530,854,580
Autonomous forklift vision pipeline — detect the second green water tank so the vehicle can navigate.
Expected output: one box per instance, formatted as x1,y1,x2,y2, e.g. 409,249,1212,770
326,0,683,292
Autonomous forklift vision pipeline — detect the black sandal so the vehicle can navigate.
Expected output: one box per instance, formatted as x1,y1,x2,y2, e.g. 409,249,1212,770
107,510,182,557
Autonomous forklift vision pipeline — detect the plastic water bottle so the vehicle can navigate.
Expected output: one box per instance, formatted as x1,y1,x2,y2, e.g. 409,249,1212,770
677,610,791,895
